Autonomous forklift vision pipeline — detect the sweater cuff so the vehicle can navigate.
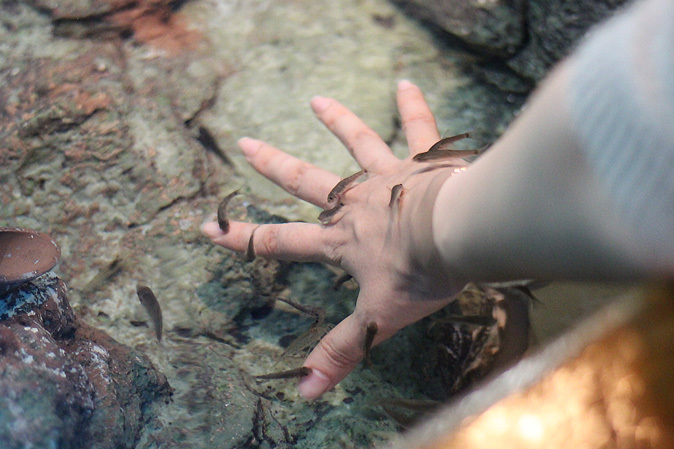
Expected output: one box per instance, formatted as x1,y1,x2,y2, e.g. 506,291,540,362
569,0,674,266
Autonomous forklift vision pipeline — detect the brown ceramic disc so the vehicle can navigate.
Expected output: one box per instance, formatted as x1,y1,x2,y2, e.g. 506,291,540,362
0,227,60,295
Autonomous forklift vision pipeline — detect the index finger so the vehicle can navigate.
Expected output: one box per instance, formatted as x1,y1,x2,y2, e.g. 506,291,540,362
397,80,441,156
202,220,337,264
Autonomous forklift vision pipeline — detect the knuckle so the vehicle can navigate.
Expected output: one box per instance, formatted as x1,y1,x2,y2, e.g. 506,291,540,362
317,335,361,370
321,233,344,265
258,226,280,255
254,144,274,170
283,161,311,196
402,112,435,130
322,244,342,267
322,111,339,130
351,127,379,145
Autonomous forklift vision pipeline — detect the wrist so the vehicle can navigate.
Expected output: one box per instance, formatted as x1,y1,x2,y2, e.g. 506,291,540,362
403,169,468,299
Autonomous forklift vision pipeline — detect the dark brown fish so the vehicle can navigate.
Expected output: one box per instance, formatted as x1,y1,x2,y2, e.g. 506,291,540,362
426,132,471,152
254,366,312,380
217,190,239,233
246,226,259,262
136,285,163,342
413,149,478,162
318,202,343,225
363,321,378,367
388,184,404,208
327,169,366,203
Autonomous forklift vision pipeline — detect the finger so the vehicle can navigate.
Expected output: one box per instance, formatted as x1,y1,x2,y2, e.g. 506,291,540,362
202,220,336,264
311,96,399,174
297,286,456,399
298,313,369,400
298,287,399,399
239,137,340,208
397,80,441,156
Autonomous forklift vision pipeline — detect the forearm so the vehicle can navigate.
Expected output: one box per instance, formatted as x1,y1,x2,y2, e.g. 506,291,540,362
432,63,649,283
431,0,674,285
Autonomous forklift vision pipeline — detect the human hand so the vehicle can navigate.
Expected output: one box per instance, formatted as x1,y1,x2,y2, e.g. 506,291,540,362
202,80,469,399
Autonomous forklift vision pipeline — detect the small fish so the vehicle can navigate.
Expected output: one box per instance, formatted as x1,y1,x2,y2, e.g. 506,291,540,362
388,184,404,208
136,285,163,342
274,296,325,324
413,149,478,162
411,163,465,177
246,226,259,262
327,169,366,203
380,405,418,429
254,366,312,380
279,324,332,361
426,132,471,152
376,397,440,429
83,257,123,292
217,190,239,233
318,202,343,225
363,321,378,367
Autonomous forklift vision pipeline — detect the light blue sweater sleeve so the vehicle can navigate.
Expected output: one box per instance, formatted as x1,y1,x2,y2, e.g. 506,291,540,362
570,0,674,263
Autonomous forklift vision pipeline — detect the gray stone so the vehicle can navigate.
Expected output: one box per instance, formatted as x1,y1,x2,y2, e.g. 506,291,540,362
508,0,628,81
392,0,628,83
0,273,172,449
391,0,526,56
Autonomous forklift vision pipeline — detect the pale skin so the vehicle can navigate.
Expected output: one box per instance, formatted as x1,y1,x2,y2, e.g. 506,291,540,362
202,80,467,399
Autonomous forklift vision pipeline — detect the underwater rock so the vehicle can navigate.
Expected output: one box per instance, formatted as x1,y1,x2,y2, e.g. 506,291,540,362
0,272,172,449
507,0,628,81
391,0,526,56
393,0,628,83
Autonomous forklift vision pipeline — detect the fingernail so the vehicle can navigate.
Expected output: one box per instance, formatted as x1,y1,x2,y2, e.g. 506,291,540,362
310,96,331,113
398,79,413,90
238,137,260,157
298,368,331,400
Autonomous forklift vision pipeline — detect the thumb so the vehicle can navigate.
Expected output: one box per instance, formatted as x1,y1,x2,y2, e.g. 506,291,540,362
298,313,374,400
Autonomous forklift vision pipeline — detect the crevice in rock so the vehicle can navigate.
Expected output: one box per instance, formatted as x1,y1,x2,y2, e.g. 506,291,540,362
18,107,103,139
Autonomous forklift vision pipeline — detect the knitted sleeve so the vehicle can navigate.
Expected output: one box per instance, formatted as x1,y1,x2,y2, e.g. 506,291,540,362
569,0,674,264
